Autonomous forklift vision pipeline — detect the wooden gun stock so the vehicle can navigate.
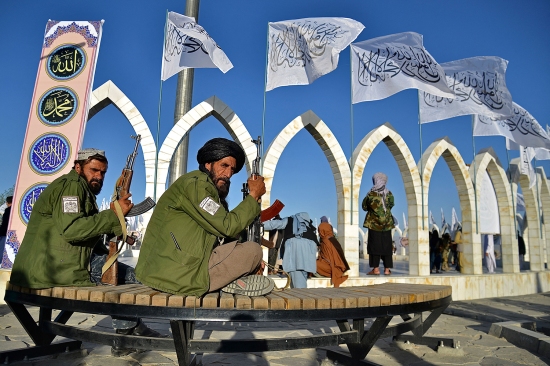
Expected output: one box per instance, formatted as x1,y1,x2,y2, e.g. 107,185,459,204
116,168,133,198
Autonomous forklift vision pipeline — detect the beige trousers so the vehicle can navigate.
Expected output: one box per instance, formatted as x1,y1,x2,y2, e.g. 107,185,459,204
208,240,263,292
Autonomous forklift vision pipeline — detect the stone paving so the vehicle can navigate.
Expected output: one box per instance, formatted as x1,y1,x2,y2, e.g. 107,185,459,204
1,291,550,365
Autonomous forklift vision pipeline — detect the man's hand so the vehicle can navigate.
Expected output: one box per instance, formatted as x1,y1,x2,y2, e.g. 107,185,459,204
110,193,134,216
247,175,266,201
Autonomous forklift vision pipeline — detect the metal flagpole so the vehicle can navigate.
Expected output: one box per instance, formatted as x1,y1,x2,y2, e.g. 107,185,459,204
471,115,479,233
417,91,424,230
350,47,354,225
505,147,518,239
534,158,543,238
260,23,269,174
154,10,169,202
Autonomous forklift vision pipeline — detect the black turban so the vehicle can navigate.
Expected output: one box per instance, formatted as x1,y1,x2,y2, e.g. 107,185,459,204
197,138,245,173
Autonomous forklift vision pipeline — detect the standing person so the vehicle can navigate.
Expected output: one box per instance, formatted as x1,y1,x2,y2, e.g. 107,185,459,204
429,228,442,273
453,225,465,273
362,172,395,276
441,233,451,271
0,196,12,262
316,216,350,287
484,234,497,273
263,212,319,288
9,149,163,357
518,232,526,270
136,138,274,297
267,215,285,274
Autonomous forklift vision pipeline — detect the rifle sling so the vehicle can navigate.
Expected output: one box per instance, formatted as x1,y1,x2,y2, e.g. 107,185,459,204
101,200,127,276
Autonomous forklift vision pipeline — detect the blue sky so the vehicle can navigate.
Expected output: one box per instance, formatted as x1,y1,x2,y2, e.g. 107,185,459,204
1,1,550,230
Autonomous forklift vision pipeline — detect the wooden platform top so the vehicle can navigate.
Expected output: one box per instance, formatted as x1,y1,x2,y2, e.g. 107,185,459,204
6,282,451,311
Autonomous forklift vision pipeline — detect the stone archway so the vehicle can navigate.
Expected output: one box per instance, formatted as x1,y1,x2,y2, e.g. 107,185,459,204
420,137,481,275
88,80,157,200
471,148,518,273
262,111,356,274
511,158,544,271
155,96,255,199
351,123,423,275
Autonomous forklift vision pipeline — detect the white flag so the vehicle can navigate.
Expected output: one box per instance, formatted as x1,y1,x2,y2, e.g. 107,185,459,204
351,32,455,103
520,145,537,189
419,56,513,123
441,208,446,229
474,102,550,149
451,207,460,240
161,11,233,81
516,193,526,212
429,210,435,226
266,17,364,91
402,212,407,230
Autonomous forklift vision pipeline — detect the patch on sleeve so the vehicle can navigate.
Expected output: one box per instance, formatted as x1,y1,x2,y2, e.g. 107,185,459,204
199,197,220,216
62,196,79,213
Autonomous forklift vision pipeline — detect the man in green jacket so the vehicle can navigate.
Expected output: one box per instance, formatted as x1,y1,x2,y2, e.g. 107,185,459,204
136,138,274,297
10,148,164,357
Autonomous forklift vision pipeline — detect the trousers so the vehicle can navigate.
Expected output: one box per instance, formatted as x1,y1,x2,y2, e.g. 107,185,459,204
208,241,263,292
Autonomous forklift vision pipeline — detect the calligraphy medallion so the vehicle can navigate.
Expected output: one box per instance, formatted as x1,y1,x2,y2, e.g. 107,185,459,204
28,133,71,175
46,44,86,80
37,87,78,126
19,183,48,225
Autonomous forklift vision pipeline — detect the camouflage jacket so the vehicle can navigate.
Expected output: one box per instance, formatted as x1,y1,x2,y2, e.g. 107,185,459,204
362,191,394,231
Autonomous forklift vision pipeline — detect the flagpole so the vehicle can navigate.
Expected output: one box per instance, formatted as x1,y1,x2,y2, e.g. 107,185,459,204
534,158,543,239
350,47,354,225
417,91,424,230
154,10,169,202
505,146,518,239
260,23,269,175
471,115,479,233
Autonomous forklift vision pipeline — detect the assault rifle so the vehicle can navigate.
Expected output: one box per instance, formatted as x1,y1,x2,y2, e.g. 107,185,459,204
101,135,156,285
115,135,156,217
241,137,284,245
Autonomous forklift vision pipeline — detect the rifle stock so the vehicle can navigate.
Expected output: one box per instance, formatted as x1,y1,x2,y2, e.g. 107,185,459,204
101,135,156,285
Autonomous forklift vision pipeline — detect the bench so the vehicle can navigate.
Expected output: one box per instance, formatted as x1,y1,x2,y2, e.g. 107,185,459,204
3,282,453,365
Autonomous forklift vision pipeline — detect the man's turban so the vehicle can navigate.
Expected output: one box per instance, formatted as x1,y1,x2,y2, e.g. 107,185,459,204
197,138,245,173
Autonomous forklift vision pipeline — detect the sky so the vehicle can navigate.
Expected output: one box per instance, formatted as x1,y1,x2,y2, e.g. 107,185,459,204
1,0,550,232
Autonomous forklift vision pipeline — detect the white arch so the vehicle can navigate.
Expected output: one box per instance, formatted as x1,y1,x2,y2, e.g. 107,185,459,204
351,123,424,275
88,80,157,200
420,137,482,275
510,158,544,271
156,96,255,199
263,110,357,275
471,148,518,273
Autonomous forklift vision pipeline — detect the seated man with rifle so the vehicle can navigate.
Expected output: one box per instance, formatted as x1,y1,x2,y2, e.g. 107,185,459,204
136,137,275,297
10,143,164,357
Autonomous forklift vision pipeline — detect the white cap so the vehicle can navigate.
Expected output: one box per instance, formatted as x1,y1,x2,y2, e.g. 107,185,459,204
77,148,105,160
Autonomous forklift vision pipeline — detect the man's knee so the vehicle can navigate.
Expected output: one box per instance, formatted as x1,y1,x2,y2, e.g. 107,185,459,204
237,241,263,267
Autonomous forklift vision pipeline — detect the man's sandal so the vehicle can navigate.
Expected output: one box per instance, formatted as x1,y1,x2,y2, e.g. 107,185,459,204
221,275,275,296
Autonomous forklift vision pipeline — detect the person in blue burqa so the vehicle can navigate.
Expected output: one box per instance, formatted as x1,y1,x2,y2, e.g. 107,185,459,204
263,212,319,288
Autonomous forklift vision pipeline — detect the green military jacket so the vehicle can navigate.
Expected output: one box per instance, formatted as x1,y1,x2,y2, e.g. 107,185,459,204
362,190,395,231
135,170,260,296
10,169,123,288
